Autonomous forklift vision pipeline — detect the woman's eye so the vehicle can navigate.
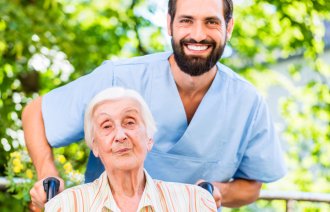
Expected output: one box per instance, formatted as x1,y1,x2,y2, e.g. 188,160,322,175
124,119,136,127
127,121,135,125
101,122,112,129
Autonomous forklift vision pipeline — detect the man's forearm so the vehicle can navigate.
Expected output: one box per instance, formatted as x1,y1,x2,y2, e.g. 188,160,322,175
214,179,262,208
22,97,59,179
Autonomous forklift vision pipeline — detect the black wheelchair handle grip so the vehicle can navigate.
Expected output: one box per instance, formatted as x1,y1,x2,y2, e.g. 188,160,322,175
198,182,214,194
43,177,60,201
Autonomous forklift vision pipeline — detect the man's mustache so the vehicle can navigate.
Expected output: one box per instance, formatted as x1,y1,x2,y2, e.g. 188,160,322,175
180,38,215,45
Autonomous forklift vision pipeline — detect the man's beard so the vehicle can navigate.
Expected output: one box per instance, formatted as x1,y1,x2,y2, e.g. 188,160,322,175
171,38,226,76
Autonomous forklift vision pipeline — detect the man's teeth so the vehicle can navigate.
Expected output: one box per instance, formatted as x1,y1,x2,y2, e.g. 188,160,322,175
187,45,208,51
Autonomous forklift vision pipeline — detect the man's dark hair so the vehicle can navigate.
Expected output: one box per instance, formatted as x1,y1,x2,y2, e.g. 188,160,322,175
168,0,233,25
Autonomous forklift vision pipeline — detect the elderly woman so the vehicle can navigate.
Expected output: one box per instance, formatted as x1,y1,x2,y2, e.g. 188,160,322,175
45,87,216,211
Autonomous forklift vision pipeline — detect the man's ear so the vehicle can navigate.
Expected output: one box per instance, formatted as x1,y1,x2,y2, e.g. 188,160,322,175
92,139,99,158
226,18,234,41
147,138,154,152
167,14,172,36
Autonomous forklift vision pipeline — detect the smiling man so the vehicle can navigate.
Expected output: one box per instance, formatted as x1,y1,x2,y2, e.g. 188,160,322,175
23,0,286,210
170,0,229,77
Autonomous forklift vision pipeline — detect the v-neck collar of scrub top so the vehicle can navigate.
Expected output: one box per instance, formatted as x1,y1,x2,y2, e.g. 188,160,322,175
149,52,227,157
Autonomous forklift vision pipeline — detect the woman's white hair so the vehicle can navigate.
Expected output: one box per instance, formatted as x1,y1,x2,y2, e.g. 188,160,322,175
84,87,157,149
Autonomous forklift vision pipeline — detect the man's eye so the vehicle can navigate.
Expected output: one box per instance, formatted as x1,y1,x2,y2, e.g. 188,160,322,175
207,20,219,25
180,19,192,24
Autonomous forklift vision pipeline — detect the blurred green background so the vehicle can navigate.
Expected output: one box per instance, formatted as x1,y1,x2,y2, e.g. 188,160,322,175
1,0,329,211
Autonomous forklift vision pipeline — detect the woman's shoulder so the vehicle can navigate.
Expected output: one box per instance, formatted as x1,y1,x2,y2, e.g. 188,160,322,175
153,180,217,211
45,180,99,211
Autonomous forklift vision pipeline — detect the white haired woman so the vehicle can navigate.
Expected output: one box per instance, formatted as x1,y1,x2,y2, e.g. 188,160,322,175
45,87,216,211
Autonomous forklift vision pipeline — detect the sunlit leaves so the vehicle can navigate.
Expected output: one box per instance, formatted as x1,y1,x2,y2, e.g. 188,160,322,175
0,0,163,176
280,80,330,193
1,1,330,210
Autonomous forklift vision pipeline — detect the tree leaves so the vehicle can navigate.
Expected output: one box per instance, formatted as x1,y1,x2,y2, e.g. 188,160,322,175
1,1,330,210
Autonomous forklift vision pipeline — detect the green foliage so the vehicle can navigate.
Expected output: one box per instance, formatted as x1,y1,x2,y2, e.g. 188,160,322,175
5,150,35,204
1,0,330,211
222,0,330,211
0,0,163,172
222,0,330,190
280,80,330,192
0,192,24,212
5,144,87,204
0,0,164,206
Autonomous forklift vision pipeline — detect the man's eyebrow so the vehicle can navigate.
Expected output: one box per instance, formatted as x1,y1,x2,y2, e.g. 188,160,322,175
205,16,222,22
177,15,194,19
177,15,223,23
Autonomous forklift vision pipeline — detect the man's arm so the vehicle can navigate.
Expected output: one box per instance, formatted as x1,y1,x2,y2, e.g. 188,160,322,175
22,97,58,179
22,97,64,209
213,179,262,208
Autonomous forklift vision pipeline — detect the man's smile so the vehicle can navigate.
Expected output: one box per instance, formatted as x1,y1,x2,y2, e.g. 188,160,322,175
184,43,213,55
180,39,215,56
186,44,210,51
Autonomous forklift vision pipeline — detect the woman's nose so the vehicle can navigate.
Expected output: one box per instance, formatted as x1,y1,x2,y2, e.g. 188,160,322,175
114,127,127,142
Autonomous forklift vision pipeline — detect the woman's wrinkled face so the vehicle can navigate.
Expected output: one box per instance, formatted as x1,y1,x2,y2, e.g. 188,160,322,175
91,98,153,171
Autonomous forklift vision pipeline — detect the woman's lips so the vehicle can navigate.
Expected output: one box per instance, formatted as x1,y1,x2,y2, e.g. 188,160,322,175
114,148,131,154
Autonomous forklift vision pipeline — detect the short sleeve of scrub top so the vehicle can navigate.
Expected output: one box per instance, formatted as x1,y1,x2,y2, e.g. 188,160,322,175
233,96,286,182
42,61,114,147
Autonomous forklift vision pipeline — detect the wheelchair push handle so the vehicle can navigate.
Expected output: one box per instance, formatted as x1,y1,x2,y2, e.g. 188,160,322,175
198,182,214,194
43,177,60,201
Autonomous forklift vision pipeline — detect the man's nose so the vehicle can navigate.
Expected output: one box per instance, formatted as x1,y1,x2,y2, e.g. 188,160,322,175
190,22,207,42
114,127,127,142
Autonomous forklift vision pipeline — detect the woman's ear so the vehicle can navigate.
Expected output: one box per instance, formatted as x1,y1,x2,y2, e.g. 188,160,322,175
92,139,99,158
147,138,154,152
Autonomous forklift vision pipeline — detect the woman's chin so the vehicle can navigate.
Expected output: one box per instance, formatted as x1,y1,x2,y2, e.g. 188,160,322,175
107,161,141,172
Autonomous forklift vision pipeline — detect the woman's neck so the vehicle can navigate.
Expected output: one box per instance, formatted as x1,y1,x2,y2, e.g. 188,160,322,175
107,167,146,212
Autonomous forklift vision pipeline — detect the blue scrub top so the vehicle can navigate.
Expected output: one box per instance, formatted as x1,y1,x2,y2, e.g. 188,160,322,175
42,52,286,184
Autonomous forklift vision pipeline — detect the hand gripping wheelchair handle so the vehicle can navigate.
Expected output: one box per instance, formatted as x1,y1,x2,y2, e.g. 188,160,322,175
198,182,214,194
43,177,60,201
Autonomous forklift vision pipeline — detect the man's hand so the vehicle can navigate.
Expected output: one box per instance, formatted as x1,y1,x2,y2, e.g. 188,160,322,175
29,176,64,210
196,178,262,208
196,179,222,208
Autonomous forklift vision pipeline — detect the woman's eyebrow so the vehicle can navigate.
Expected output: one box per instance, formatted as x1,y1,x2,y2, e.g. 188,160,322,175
94,109,139,120
95,112,111,118
122,109,139,115
94,113,112,124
